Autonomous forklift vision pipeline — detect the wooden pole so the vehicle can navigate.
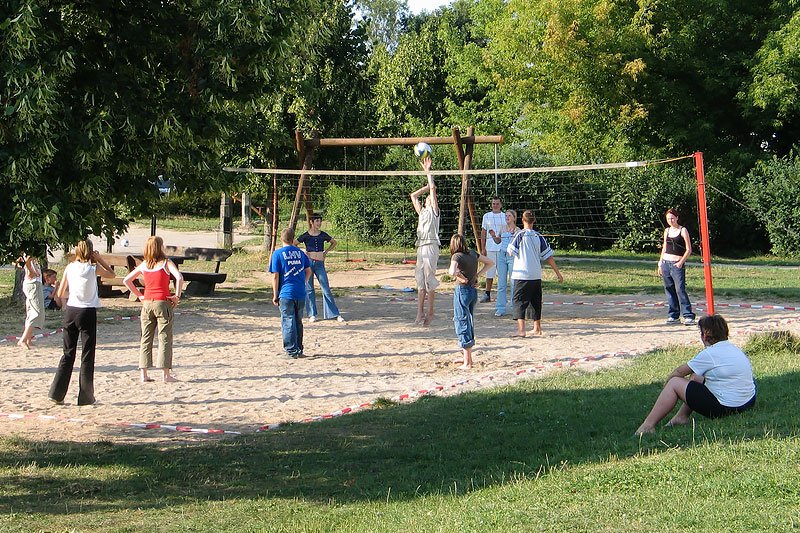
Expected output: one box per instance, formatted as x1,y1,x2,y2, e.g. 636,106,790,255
463,126,481,251
271,173,279,253
290,130,316,233
453,128,468,236
307,135,503,148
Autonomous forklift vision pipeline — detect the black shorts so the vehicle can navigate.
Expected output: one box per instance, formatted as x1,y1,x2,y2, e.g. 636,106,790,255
512,279,542,321
685,380,756,419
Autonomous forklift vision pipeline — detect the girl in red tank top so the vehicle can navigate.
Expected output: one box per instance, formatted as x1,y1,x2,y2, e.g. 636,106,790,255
123,236,184,383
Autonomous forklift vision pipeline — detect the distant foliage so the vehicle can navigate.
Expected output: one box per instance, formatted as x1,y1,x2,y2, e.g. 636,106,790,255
744,154,800,256
603,166,698,253
156,191,221,218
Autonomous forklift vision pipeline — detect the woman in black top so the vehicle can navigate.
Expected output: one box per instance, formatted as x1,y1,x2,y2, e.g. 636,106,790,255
657,208,696,326
448,234,493,369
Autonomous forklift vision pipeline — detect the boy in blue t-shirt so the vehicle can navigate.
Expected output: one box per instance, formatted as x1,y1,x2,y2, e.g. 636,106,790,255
270,227,312,358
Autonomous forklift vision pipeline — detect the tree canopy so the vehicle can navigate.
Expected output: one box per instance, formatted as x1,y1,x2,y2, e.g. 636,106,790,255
3,0,800,258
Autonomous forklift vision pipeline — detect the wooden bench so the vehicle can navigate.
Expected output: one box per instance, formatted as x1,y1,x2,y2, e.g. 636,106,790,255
95,254,136,297
165,246,233,296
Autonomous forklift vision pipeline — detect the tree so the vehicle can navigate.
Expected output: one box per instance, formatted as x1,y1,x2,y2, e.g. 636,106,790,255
357,0,410,52
742,3,800,155
0,0,320,263
370,0,505,138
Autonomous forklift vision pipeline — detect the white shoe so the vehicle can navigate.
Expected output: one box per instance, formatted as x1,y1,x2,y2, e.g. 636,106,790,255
336,316,346,323
309,316,317,323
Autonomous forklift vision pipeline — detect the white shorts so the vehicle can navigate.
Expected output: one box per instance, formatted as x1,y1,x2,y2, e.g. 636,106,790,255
484,250,500,279
415,245,440,292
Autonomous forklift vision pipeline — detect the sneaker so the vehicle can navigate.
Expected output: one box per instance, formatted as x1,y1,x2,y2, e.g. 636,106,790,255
682,318,696,326
494,311,505,317
48,397,64,405
479,292,491,303
309,316,317,323
336,316,346,323
665,317,680,325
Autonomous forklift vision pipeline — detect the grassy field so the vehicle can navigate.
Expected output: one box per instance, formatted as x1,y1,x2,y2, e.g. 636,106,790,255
1,333,799,531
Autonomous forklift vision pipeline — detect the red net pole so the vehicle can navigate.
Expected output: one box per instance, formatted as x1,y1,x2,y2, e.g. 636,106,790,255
694,151,714,315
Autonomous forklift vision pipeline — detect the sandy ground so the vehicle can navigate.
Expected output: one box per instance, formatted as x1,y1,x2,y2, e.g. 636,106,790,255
2,227,799,444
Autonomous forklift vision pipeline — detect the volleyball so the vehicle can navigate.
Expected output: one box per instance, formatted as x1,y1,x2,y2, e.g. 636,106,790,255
121,239,129,247
414,142,432,159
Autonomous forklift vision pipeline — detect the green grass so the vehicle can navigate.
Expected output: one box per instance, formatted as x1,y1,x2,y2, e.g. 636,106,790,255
1,333,800,530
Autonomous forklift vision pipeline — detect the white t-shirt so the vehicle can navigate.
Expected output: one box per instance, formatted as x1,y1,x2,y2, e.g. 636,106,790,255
415,205,441,248
688,340,755,407
64,261,102,308
507,229,554,281
481,211,506,252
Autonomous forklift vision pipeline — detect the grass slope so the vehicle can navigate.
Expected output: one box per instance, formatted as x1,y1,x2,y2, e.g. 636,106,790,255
1,333,799,531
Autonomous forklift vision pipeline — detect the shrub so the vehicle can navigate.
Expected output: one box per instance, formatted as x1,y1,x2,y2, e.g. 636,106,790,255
156,190,221,217
743,153,800,256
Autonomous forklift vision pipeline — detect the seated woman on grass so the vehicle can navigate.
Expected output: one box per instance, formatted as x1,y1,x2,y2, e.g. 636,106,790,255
635,314,756,436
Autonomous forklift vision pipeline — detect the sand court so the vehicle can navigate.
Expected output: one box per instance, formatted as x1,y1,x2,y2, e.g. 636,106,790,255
1,264,798,444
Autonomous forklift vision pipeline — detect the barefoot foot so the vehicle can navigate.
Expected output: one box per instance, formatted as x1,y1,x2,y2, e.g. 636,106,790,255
457,363,472,370
510,332,526,338
634,424,655,436
666,415,690,427
163,375,179,383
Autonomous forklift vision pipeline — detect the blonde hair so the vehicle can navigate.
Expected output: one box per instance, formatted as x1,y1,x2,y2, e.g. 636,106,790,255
143,236,167,269
74,240,93,262
449,234,468,256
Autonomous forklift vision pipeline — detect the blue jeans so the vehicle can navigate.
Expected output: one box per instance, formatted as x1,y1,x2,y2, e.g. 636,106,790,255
453,285,477,349
279,298,304,355
662,260,695,320
306,260,340,319
495,252,514,315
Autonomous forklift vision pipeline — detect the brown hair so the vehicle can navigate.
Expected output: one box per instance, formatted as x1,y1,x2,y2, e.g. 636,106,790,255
281,227,295,244
522,210,536,225
698,314,729,344
143,236,167,269
449,234,468,256
73,240,93,262
309,213,322,225
665,208,680,221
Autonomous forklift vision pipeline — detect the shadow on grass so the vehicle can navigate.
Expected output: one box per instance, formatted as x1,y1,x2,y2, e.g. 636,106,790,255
2,335,800,515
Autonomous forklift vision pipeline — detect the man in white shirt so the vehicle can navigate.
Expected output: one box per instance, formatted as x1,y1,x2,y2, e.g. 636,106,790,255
479,196,505,303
